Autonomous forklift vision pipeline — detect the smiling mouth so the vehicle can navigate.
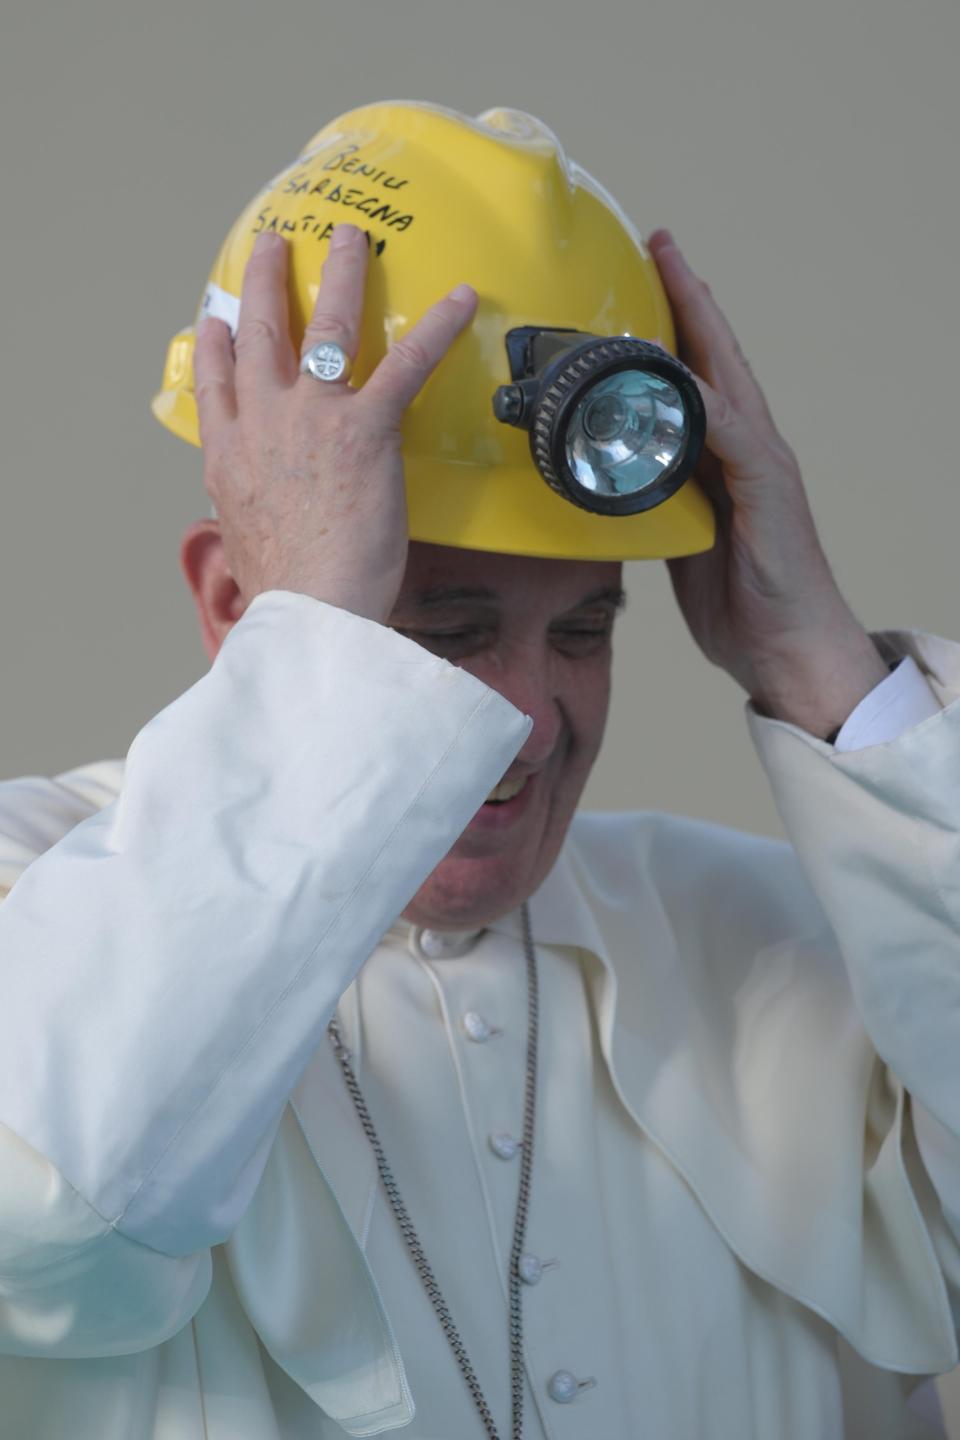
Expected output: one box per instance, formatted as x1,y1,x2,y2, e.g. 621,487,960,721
484,775,529,805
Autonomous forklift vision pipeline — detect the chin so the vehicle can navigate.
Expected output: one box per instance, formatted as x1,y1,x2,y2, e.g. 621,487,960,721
401,758,591,931
401,835,558,932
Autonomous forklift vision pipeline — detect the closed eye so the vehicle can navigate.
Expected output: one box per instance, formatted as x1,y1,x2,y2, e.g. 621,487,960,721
549,625,614,657
394,627,493,658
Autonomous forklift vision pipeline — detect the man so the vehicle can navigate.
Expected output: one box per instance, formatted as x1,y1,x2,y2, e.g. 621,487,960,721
0,101,958,1438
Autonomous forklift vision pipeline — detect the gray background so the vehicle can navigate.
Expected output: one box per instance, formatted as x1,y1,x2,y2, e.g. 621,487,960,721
2,0,958,1424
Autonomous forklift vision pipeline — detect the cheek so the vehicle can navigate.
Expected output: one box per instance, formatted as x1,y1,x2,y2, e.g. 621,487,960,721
552,663,612,788
567,662,612,754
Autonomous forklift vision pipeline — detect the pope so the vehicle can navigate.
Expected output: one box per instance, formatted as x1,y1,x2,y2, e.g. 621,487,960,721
0,101,957,1439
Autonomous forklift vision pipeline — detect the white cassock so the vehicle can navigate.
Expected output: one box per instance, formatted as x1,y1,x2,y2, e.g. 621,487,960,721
0,591,958,1439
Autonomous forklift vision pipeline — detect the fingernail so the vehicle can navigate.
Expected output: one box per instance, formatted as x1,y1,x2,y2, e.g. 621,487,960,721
331,223,361,249
448,282,476,303
647,228,676,250
253,231,281,252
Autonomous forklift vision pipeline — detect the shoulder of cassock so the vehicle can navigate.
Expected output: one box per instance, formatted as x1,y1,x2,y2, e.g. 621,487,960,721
2,629,960,1381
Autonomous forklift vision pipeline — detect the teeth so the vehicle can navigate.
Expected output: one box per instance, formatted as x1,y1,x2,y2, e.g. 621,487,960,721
485,775,528,804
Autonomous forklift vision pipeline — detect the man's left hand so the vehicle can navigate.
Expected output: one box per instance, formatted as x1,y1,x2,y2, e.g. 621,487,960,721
647,230,888,738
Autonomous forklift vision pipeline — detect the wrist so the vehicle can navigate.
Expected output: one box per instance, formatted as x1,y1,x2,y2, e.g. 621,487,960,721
750,628,890,738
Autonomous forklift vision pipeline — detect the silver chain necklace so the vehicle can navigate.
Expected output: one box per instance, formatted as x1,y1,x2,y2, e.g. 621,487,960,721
327,901,539,1440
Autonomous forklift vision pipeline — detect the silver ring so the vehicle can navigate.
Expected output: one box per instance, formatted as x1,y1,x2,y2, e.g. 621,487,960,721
300,341,353,384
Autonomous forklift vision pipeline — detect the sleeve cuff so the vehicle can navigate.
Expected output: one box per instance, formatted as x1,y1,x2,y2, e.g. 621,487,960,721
834,656,943,753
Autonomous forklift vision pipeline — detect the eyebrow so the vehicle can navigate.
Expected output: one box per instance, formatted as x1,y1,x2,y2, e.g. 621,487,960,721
408,584,627,612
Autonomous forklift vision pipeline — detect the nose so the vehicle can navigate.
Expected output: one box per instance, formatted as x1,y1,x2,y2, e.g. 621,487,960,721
474,652,563,771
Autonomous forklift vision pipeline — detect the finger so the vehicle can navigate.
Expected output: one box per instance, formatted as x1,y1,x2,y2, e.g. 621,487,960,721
647,230,777,435
298,223,370,377
233,232,297,401
193,316,237,448
688,446,734,527
361,283,478,422
693,369,795,499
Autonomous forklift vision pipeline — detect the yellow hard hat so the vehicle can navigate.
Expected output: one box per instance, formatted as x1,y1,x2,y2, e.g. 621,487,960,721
152,100,716,561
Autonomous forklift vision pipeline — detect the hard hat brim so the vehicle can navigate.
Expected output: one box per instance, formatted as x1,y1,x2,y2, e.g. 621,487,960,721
404,450,716,561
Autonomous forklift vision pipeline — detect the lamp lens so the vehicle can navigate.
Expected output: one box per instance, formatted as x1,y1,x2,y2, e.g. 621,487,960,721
565,370,686,498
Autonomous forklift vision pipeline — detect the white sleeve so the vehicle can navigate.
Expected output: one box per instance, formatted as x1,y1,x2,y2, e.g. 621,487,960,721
747,629,960,1346
0,591,529,1354
805,651,959,1272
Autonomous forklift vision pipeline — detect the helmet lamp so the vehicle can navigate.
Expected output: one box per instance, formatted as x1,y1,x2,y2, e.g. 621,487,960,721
492,328,706,517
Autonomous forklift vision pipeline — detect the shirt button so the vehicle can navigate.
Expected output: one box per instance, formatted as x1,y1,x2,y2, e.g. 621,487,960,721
414,927,484,959
517,1253,552,1285
462,1011,498,1043
488,1132,522,1161
518,1253,542,1285
547,1370,597,1404
547,1371,578,1404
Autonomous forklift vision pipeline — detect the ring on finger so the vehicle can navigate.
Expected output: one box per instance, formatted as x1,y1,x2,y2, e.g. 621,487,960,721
300,341,353,384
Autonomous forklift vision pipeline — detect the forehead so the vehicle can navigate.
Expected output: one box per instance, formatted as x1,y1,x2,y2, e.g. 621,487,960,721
397,541,622,611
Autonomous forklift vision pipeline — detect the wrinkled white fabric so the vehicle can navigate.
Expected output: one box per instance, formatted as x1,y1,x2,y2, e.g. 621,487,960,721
0,593,957,1437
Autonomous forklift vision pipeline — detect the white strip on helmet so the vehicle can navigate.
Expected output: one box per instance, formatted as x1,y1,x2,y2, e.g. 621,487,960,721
200,282,241,336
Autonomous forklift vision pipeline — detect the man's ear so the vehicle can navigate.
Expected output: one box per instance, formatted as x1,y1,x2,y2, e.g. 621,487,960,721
180,520,247,662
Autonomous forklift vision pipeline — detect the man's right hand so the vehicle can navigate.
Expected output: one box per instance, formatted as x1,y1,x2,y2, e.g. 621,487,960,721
193,223,478,625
